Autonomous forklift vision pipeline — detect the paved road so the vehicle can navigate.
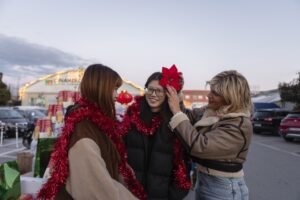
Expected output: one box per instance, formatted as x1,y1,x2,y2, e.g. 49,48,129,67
185,133,300,200
0,138,25,163
1,134,299,200
245,133,300,200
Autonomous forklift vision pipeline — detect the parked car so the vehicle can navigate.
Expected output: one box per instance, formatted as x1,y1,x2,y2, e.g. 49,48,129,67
13,106,46,124
0,107,29,138
279,111,300,142
14,106,48,115
253,102,280,112
252,109,290,134
13,106,46,148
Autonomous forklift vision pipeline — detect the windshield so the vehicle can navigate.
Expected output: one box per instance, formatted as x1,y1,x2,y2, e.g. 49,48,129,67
286,113,300,118
254,111,274,118
24,109,46,118
0,109,24,119
38,109,47,115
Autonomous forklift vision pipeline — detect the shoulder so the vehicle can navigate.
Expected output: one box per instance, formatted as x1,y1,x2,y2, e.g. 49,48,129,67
219,115,250,126
70,120,103,149
216,116,252,136
74,120,99,136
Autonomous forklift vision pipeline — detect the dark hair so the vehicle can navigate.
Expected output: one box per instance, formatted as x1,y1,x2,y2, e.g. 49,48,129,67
144,72,162,88
139,72,173,140
80,64,122,120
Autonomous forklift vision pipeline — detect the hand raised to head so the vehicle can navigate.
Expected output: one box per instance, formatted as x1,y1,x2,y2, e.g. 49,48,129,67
166,86,181,115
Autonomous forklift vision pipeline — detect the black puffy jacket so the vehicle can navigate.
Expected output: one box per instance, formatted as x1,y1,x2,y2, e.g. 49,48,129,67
125,123,189,200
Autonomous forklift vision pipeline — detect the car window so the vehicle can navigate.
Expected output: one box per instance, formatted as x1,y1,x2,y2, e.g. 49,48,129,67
0,109,24,119
16,110,26,116
286,113,300,118
30,110,45,118
277,112,289,117
254,111,274,118
38,109,47,115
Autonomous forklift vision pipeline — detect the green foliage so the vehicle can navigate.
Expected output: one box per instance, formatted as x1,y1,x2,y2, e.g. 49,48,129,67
278,72,300,110
0,88,11,105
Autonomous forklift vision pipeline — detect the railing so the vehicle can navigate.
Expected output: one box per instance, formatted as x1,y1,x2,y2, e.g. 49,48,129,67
0,121,4,146
15,123,19,148
0,121,22,148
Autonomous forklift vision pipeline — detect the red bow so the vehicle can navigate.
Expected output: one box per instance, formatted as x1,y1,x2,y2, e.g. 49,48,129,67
159,64,182,91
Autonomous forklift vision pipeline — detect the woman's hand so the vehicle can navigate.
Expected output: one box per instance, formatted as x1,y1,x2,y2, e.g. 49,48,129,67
166,86,181,115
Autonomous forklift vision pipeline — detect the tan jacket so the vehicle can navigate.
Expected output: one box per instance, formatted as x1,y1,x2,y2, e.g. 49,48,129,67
55,120,137,200
169,109,253,165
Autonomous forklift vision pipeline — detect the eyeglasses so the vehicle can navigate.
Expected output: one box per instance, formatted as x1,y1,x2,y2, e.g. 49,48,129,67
144,87,165,97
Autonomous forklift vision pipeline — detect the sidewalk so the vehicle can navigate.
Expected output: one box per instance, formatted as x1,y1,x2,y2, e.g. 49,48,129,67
0,138,25,163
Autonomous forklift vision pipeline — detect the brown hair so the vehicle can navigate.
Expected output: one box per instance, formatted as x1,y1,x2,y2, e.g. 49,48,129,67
80,64,122,120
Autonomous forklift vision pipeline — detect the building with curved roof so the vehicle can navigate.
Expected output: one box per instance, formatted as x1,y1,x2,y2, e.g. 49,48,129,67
19,68,144,107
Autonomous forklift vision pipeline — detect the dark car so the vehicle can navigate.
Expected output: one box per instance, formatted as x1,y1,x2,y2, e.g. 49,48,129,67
253,102,280,112
13,106,46,148
279,111,300,142
252,109,290,134
14,106,48,115
0,107,29,137
13,106,46,126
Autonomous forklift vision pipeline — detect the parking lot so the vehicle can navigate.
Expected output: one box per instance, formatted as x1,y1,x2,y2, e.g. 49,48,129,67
1,132,300,199
0,138,26,163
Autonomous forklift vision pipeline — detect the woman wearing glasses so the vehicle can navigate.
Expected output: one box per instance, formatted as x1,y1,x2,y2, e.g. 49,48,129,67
122,70,192,200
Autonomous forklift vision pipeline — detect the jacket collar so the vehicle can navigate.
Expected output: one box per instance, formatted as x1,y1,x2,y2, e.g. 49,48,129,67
194,108,250,128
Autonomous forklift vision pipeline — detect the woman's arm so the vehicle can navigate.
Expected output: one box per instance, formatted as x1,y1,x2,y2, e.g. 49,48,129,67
66,138,137,200
166,86,243,159
169,115,245,159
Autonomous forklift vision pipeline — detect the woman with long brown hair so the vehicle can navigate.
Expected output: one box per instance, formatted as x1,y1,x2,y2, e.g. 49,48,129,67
37,64,137,199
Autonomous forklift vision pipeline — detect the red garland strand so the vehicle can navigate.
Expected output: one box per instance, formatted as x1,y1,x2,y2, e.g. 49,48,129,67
120,96,191,191
173,139,192,190
37,98,147,200
121,96,161,136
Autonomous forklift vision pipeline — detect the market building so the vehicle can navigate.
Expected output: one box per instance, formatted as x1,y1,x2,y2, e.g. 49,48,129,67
19,68,144,107
181,90,209,108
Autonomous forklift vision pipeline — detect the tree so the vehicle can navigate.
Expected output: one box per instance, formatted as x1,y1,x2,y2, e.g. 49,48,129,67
0,72,11,105
278,72,300,110
0,88,11,105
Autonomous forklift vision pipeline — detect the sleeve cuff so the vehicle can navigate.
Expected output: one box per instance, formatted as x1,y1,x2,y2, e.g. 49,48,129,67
169,111,189,131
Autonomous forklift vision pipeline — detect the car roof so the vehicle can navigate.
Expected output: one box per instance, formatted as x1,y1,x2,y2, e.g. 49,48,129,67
256,108,290,112
0,107,13,110
253,102,280,110
13,106,47,110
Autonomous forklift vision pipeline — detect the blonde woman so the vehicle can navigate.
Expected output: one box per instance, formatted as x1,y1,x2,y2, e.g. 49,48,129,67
166,70,252,200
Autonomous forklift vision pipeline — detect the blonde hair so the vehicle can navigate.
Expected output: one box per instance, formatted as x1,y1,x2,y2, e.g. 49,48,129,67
209,70,252,114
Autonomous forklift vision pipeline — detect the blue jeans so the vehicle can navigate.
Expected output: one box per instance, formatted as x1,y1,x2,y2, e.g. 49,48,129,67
195,172,249,200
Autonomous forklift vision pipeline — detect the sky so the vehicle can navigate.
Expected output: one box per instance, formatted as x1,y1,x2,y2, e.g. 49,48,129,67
0,0,300,92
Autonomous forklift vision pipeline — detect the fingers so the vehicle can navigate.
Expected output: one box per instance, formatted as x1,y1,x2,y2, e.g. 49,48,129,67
166,85,177,94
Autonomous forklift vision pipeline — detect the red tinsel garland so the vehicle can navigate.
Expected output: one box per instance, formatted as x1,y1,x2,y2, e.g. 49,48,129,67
37,98,147,200
120,96,191,191
120,96,161,136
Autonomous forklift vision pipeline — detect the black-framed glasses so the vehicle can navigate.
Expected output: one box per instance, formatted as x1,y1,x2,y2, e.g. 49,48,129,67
144,87,165,97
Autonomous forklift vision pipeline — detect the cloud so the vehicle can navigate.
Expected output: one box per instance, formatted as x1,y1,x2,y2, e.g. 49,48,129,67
0,34,89,82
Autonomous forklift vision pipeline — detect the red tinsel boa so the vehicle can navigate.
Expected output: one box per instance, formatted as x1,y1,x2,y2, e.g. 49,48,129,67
37,98,147,200
120,96,191,191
